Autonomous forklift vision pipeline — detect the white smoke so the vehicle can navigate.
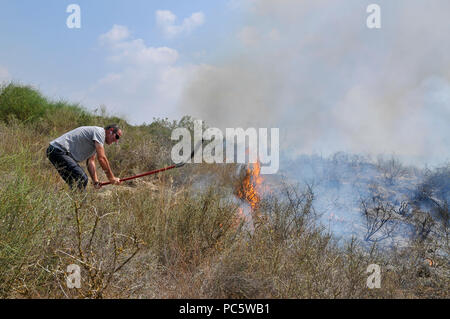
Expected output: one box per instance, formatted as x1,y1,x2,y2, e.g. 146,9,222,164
180,0,450,166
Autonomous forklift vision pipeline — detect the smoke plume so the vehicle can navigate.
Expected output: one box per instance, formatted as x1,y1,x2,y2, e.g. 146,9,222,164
180,0,450,166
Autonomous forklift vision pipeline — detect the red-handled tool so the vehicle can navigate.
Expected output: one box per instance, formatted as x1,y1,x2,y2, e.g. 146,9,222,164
99,140,203,187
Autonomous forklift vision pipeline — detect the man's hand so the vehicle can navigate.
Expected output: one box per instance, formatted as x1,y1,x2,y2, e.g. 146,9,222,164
93,181,102,190
109,177,121,185
95,142,120,185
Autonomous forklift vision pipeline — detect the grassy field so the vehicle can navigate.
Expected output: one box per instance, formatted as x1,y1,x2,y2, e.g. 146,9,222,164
0,83,448,298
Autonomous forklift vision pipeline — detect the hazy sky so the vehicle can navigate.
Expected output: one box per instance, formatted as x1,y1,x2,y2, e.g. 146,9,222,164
1,0,449,166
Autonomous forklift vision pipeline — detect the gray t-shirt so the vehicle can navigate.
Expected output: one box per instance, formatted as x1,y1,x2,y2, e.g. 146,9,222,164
50,126,105,162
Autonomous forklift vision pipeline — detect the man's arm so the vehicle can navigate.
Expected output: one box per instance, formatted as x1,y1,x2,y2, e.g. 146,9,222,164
86,154,100,188
95,141,121,185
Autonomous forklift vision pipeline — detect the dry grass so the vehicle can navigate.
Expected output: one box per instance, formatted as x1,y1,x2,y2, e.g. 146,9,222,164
0,85,448,299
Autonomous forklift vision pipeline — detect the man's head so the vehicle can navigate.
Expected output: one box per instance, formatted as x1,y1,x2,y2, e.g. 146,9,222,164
104,124,122,145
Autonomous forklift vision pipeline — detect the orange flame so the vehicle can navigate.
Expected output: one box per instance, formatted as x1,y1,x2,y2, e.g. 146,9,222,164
237,161,263,211
424,258,434,267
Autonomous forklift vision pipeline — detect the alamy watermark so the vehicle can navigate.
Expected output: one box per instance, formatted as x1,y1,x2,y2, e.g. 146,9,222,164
66,4,81,29
366,264,381,289
65,261,381,290
367,4,381,29
171,120,279,174
66,4,380,30
66,264,81,289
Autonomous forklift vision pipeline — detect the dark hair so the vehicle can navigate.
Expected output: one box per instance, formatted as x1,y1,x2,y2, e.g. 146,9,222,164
105,124,120,133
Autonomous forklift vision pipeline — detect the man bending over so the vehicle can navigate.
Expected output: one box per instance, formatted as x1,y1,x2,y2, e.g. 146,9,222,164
46,124,122,190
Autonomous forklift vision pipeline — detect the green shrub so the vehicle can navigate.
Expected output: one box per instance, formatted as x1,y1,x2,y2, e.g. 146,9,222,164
0,83,49,123
0,175,60,297
0,84,98,131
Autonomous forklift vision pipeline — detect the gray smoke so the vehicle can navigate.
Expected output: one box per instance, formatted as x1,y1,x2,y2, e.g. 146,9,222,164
180,0,450,166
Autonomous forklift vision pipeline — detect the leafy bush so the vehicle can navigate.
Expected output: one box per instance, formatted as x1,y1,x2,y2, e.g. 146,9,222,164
0,83,50,123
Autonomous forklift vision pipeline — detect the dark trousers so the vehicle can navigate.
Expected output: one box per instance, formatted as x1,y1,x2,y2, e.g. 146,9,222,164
46,145,88,190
